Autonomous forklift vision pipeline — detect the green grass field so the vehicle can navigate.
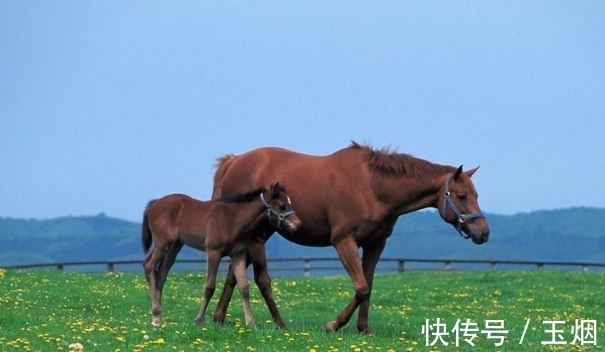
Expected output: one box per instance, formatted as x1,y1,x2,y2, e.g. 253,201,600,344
0,268,603,351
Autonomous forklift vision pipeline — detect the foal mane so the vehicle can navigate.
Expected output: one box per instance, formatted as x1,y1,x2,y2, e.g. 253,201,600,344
218,186,266,203
349,141,453,178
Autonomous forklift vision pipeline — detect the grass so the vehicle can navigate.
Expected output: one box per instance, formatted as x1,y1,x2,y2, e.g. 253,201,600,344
0,268,603,351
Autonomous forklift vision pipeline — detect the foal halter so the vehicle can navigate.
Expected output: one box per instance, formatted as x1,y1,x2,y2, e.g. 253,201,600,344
260,192,296,229
439,173,485,238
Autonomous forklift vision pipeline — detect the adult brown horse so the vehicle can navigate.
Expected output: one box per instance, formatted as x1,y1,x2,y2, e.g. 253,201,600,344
211,141,489,334
142,182,301,328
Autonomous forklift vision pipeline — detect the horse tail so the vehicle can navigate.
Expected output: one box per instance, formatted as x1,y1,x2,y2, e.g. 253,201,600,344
141,200,156,253
212,153,237,199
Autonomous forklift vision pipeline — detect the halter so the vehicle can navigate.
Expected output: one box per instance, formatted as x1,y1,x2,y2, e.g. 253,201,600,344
439,173,485,238
260,192,296,229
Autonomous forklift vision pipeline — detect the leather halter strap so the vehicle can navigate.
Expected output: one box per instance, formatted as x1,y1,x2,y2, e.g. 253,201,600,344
439,173,485,238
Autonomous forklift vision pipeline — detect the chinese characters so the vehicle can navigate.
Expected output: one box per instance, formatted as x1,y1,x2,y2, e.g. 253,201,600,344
421,318,597,347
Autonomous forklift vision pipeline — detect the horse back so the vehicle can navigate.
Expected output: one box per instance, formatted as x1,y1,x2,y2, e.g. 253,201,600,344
217,146,368,189
146,194,214,248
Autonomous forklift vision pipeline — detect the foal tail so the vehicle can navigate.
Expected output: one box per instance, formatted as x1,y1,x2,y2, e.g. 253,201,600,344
212,153,237,199
141,200,156,254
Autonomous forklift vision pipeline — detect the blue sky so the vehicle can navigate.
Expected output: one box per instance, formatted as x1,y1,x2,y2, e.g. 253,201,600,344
1,2,604,222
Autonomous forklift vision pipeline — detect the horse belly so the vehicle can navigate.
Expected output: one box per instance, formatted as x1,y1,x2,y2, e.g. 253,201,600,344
277,227,332,247
179,231,207,251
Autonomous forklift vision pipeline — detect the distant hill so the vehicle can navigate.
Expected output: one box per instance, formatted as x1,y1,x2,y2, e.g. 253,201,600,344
0,213,146,266
1,208,604,268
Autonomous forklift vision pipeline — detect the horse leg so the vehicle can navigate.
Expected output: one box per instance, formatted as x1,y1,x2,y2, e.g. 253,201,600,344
231,250,255,326
212,261,237,325
195,251,220,326
143,241,182,327
246,238,287,329
325,238,369,333
153,242,183,325
143,248,163,327
212,239,286,328
355,238,387,335
143,248,162,326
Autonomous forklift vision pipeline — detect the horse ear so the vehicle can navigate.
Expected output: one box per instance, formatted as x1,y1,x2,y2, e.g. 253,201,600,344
453,165,463,179
270,182,281,197
465,166,480,178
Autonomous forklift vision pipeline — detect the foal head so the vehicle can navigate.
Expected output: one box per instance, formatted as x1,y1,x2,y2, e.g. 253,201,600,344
261,182,302,234
438,166,490,244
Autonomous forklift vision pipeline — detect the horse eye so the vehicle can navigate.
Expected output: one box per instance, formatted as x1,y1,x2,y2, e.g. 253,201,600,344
457,194,467,201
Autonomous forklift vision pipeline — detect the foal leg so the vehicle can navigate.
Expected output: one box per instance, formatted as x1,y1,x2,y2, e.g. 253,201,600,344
212,262,237,325
231,250,255,326
143,249,163,327
213,235,286,328
153,242,183,326
211,242,259,324
195,251,221,325
143,243,171,327
325,238,370,333
143,241,183,327
249,239,287,329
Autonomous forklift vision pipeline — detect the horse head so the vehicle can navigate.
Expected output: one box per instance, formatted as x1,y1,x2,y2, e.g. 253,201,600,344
438,165,490,244
261,182,302,234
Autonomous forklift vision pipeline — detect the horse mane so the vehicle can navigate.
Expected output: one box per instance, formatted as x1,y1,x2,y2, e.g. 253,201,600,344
348,141,453,178
218,186,266,203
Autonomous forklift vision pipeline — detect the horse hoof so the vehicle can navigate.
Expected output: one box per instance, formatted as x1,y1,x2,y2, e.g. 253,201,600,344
195,317,204,326
325,321,338,333
212,314,225,325
360,328,373,336
151,319,162,328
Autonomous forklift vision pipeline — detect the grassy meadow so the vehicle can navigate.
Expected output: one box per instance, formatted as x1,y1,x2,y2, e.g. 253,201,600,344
0,268,603,351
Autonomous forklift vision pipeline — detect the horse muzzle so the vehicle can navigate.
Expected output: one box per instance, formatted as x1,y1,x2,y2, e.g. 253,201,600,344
282,217,303,234
468,225,490,245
